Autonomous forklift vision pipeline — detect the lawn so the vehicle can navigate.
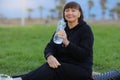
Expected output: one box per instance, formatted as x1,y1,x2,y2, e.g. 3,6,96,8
0,24,120,76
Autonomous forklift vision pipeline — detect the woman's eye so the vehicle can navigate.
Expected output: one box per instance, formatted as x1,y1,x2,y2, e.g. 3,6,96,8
72,10,75,12
65,9,69,12
65,8,78,12
71,9,77,12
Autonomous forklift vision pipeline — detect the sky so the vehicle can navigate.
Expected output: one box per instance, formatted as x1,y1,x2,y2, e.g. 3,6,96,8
0,0,120,20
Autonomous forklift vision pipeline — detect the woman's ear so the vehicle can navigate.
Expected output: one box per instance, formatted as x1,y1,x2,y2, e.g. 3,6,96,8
78,12,81,18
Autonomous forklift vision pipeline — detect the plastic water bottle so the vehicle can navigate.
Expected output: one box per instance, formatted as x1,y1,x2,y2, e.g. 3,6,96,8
53,19,66,44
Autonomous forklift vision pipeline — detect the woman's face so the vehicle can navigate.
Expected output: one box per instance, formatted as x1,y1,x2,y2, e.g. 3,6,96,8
64,8,80,23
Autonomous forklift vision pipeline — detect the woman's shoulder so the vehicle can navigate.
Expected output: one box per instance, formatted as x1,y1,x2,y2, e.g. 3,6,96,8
79,20,92,31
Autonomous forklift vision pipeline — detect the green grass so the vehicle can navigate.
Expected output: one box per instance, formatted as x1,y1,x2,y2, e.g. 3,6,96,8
0,24,120,76
92,25,120,72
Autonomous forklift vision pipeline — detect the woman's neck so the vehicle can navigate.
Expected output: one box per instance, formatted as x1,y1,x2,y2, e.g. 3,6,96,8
68,20,78,29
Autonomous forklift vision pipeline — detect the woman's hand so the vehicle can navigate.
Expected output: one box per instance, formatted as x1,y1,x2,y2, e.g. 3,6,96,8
57,30,69,46
47,55,61,68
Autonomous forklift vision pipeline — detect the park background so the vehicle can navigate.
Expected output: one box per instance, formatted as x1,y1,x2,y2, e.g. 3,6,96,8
0,0,120,76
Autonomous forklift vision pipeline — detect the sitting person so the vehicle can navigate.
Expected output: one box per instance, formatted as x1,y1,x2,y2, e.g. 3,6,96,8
0,1,97,80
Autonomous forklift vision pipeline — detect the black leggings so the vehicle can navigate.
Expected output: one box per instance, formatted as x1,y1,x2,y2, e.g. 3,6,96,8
12,62,91,80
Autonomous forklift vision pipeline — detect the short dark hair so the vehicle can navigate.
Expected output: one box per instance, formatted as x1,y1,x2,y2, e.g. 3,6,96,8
63,1,84,22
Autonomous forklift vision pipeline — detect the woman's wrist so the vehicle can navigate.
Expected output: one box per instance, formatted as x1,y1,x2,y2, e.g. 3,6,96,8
46,54,52,59
63,39,70,47
47,55,54,61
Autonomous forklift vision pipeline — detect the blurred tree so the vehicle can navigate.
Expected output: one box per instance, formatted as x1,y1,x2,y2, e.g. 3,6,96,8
50,8,56,19
27,8,34,20
100,0,107,20
55,0,66,19
38,6,44,19
0,14,4,19
90,14,96,20
115,2,120,20
56,5,63,19
109,8,116,20
88,0,94,19
0,14,6,24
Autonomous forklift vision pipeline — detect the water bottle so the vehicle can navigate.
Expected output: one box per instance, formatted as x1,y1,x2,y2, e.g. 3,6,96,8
53,19,66,44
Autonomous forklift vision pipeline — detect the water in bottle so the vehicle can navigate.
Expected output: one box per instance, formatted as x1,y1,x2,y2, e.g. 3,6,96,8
53,19,66,44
